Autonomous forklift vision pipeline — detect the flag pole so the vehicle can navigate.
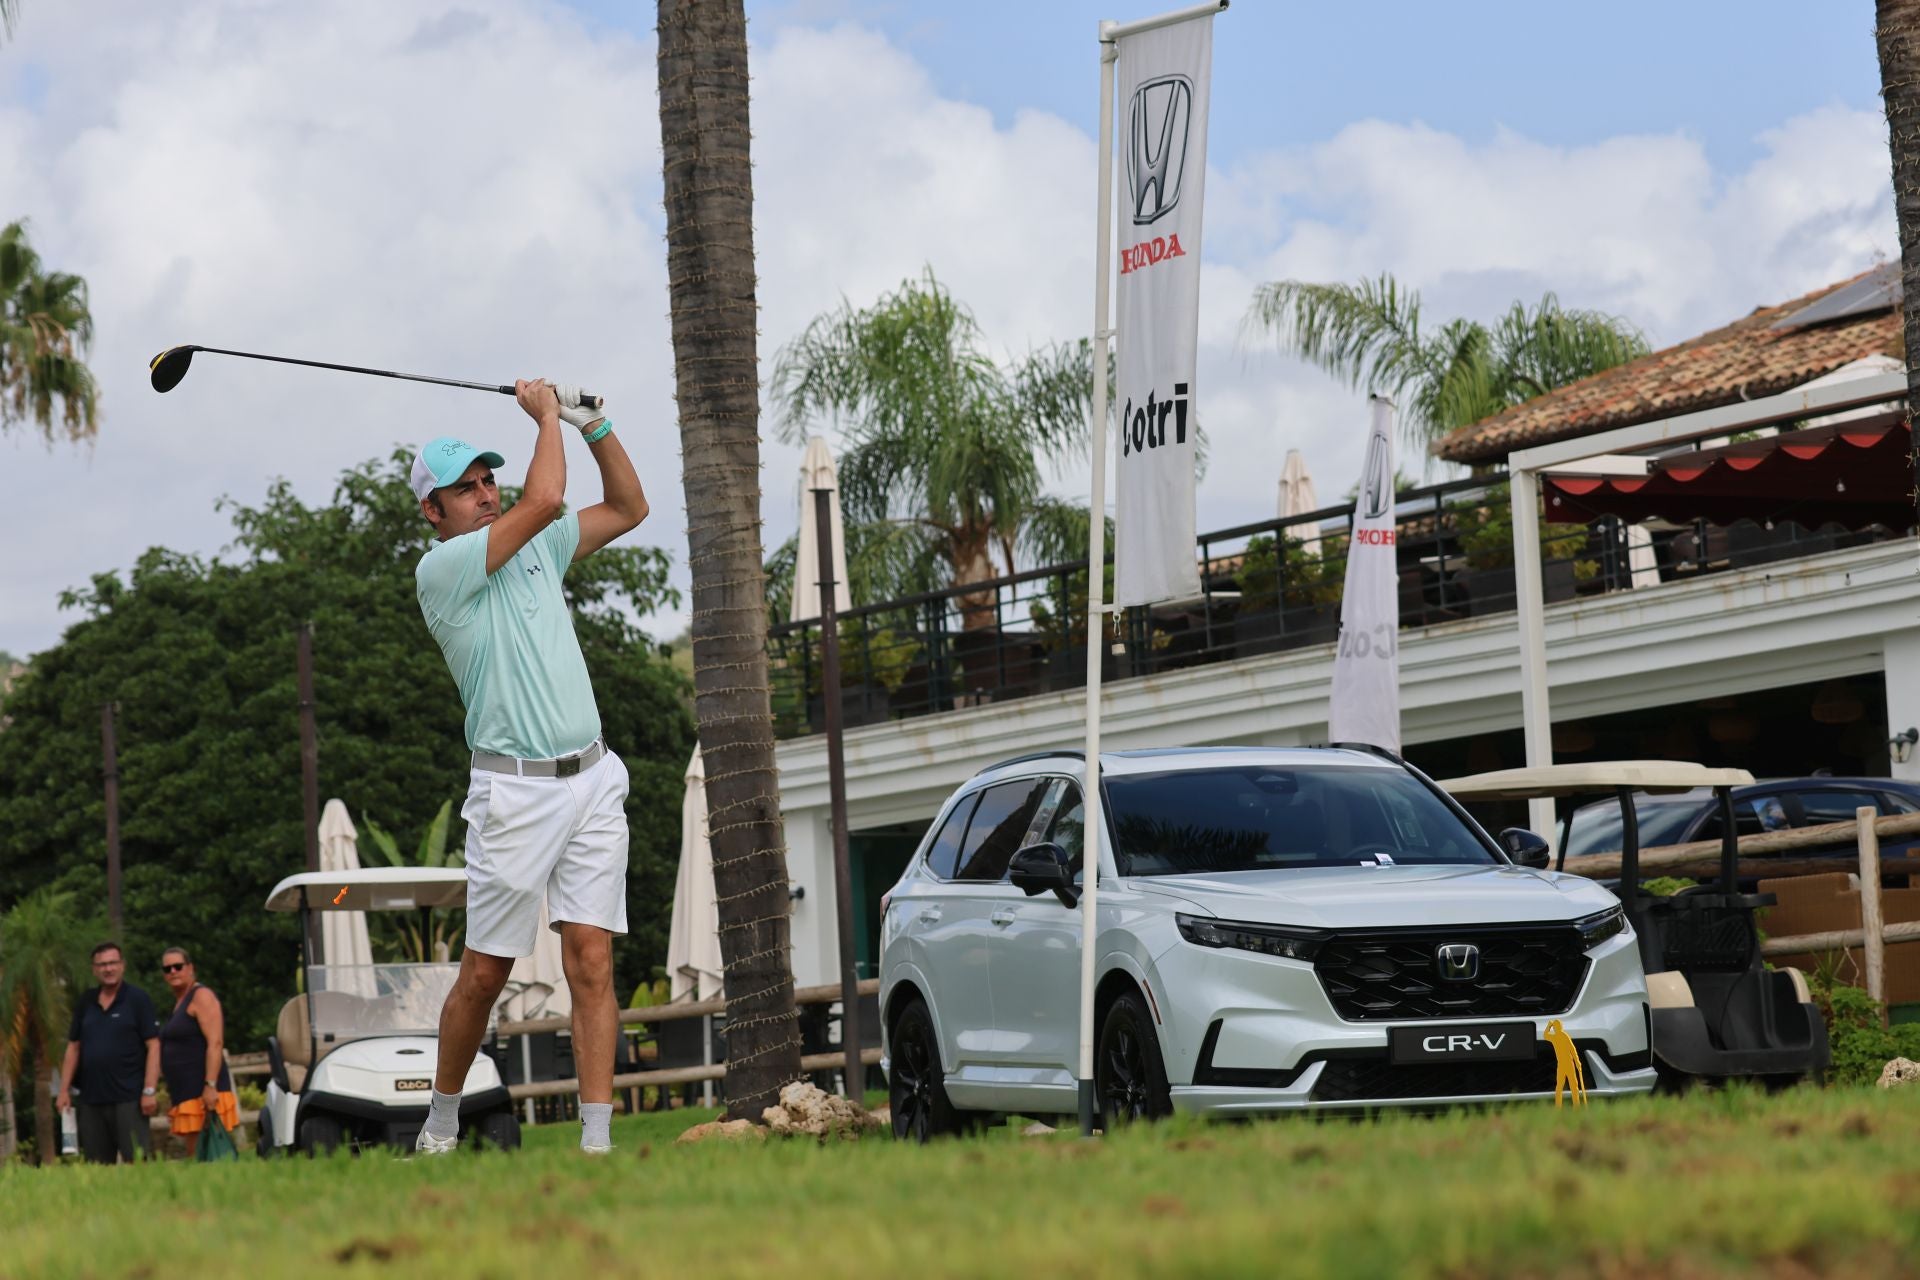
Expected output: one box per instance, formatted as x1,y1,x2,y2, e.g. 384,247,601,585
1078,17,1119,1139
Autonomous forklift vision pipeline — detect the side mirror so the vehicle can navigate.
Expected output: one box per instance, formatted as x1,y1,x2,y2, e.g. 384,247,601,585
1008,842,1078,908
1498,827,1552,870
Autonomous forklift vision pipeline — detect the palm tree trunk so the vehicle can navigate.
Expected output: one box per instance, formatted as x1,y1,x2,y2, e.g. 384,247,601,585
952,523,1000,632
657,0,800,1121
1879,0,1920,527
0,1076,15,1162
29,1042,55,1165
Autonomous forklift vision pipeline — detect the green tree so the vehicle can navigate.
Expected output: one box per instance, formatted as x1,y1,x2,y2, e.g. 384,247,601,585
657,0,800,1120
1878,0,1920,530
361,801,464,962
0,451,693,1046
0,220,101,445
0,888,97,1165
769,269,1097,625
1243,274,1648,451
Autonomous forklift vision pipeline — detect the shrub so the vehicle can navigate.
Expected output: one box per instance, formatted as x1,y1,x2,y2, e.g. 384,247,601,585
1804,969,1920,1087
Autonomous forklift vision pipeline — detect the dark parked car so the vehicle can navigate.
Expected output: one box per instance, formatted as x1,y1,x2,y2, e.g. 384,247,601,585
1562,777,1920,884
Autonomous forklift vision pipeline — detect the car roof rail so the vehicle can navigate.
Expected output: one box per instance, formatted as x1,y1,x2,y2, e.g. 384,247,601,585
973,749,1085,778
1325,741,1404,764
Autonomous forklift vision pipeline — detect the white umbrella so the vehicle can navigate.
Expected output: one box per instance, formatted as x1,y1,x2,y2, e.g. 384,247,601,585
317,799,374,992
666,745,724,1001
789,436,854,624
1278,447,1322,561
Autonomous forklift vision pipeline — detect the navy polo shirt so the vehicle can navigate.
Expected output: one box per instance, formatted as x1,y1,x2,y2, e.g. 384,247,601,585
67,984,159,1104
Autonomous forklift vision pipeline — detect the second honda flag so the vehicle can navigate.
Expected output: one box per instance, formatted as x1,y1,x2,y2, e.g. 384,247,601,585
1113,11,1214,606
1327,397,1401,753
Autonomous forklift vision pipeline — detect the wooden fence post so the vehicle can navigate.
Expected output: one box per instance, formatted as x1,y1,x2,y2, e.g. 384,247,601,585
1856,805,1887,1023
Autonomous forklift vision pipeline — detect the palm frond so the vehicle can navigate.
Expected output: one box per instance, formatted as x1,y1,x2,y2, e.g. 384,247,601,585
1242,275,1434,398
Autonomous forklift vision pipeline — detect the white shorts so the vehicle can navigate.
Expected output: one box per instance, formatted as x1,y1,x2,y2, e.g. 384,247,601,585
460,748,630,959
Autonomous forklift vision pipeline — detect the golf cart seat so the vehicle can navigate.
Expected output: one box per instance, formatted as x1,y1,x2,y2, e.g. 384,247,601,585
269,992,371,1094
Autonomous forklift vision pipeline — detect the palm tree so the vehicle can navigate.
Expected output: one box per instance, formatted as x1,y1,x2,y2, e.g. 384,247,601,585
0,888,97,1165
1243,274,1647,453
656,0,800,1122
770,269,1097,626
1877,0,1920,528
1,220,102,445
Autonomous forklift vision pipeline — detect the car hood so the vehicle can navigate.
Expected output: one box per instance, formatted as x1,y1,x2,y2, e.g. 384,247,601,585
1128,864,1617,929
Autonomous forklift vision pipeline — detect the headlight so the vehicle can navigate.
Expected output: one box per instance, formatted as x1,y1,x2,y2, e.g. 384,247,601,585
1176,913,1327,961
1575,905,1627,949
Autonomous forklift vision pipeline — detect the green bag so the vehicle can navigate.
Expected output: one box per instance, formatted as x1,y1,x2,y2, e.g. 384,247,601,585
194,1107,239,1163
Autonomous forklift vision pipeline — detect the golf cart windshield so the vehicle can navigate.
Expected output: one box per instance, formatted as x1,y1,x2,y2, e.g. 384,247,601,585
1562,795,1704,859
1105,765,1498,876
306,963,481,1039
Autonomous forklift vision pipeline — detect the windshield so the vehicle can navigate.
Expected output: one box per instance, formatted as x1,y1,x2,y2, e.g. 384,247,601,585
1562,796,1701,858
306,964,477,1039
1104,765,1497,876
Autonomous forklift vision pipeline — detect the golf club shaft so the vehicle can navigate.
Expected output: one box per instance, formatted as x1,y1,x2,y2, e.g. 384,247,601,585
194,346,602,410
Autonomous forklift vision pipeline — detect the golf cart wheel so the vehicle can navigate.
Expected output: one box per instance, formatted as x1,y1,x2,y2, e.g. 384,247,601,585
475,1110,522,1151
889,998,966,1142
299,1113,344,1156
256,1108,275,1158
1096,990,1172,1129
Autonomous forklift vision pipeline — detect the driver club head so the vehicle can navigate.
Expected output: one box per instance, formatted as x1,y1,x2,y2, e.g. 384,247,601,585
148,345,199,393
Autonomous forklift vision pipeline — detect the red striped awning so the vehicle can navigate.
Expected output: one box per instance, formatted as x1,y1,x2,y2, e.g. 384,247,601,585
1543,413,1914,532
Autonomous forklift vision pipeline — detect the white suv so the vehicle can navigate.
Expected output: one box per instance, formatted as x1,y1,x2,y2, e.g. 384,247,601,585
878,747,1656,1138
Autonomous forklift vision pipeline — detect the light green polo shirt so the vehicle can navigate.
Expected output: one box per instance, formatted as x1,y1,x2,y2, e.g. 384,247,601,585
415,511,602,759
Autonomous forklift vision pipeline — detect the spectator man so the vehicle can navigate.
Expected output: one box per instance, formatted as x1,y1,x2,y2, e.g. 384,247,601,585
56,942,160,1163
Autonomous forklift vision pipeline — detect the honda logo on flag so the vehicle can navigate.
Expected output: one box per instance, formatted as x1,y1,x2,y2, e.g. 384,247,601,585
1127,74,1192,225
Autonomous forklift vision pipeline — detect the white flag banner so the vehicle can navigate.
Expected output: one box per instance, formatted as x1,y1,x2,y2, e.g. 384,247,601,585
1328,398,1401,752
1112,12,1212,606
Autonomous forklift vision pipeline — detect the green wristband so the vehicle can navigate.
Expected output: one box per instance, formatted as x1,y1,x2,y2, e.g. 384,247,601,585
582,419,613,445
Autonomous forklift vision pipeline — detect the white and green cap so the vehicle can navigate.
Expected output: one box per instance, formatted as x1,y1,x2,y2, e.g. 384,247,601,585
411,437,505,501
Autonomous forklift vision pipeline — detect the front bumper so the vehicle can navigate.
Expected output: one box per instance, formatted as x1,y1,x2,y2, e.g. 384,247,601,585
1161,927,1655,1114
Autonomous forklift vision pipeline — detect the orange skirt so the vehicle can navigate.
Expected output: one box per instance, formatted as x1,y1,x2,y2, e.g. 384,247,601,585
169,1091,240,1137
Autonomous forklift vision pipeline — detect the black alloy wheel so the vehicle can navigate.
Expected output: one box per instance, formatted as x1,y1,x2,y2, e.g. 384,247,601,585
889,998,965,1142
1096,990,1172,1129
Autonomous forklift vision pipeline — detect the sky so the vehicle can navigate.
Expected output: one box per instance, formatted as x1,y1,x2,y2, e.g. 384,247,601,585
0,0,1896,660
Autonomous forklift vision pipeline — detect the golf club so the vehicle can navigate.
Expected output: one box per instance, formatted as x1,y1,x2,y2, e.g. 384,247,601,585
148,345,603,411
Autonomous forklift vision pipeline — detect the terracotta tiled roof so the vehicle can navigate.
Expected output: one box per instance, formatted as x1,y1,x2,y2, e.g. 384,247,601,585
1431,269,1906,466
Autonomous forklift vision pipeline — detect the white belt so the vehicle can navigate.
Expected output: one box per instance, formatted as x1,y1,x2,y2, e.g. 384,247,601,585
471,737,605,778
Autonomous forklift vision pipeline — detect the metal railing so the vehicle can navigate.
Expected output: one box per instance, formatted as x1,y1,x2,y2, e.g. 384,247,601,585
768,470,1903,739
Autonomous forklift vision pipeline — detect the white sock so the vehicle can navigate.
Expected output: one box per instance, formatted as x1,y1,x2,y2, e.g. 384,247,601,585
580,1102,613,1149
426,1089,461,1140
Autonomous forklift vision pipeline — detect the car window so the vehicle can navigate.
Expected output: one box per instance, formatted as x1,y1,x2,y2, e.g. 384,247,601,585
921,793,978,880
1882,792,1919,816
1695,799,1774,842
1045,785,1086,881
1796,790,1886,827
953,779,1050,882
1104,765,1495,876
1563,796,1701,857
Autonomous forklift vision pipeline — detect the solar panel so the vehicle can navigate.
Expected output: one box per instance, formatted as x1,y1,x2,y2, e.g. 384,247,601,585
1770,263,1902,331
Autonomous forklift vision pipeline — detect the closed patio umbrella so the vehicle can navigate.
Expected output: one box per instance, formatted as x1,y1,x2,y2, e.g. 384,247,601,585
790,436,854,624
317,799,374,992
1278,447,1322,561
666,745,724,1002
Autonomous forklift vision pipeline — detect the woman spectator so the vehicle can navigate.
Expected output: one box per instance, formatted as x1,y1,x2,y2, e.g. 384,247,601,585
157,947,238,1157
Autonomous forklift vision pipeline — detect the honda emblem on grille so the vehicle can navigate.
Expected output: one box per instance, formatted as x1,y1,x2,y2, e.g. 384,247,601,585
1435,942,1480,982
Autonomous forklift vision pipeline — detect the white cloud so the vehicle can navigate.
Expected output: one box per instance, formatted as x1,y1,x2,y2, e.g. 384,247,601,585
0,3,1897,658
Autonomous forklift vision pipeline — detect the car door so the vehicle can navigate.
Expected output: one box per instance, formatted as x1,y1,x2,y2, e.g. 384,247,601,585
896,792,989,1068
937,777,1053,1069
989,779,1090,1081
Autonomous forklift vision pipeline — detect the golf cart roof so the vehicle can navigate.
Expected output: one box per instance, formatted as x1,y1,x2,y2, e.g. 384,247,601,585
1437,761,1756,801
264,867,467,912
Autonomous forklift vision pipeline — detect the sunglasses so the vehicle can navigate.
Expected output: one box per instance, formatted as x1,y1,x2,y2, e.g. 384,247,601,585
161,962,188,974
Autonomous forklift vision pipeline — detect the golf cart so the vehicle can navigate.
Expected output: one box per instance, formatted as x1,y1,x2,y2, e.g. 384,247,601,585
260,868,520,1155
1439,761,1830,1087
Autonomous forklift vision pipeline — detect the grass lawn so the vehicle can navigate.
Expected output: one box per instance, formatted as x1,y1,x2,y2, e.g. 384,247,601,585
4,1087,1918,1279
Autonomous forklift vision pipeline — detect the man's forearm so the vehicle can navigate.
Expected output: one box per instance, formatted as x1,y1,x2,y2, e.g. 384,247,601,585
589,428,649,525
524,415,567,512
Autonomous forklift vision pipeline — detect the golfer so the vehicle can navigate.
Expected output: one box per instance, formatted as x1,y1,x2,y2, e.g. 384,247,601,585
410,378,648,1155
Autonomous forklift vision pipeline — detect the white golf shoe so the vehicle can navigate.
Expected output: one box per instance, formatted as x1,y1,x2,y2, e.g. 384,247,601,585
414,1127,459,1156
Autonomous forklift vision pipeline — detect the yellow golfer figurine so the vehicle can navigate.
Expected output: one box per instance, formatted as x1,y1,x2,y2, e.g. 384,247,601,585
1543,1018,1586,1108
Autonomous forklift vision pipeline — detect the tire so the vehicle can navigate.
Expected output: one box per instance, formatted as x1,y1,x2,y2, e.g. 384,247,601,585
475,1110,522,1151
299,1112,344,1157
1096,990,1172,1129
256,1107,276,1159
889,999,967,1143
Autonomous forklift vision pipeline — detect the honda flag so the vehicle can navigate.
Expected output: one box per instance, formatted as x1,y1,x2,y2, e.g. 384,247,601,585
1328,397,1400,752
1112,11,1213,606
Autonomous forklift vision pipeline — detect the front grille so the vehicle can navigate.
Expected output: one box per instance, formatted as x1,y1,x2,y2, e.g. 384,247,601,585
1313,925,1590,1021
1310,1051,1558,1103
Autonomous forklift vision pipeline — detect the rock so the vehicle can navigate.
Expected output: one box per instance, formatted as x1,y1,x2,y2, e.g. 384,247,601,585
759,1080,887,1140
1877,1057,1920,1089
674,1118,767,1145
1021,1121,1057,1137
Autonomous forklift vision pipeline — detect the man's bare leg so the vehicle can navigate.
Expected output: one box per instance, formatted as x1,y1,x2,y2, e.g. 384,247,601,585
562,923,617,1149
421,947,513,1148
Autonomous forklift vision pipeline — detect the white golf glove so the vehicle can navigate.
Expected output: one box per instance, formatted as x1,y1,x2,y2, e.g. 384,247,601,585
552,383,606,433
